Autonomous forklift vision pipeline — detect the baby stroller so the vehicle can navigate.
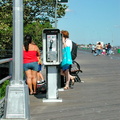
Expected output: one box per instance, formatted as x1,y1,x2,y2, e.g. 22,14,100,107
37,82,47,94
69,60,83,83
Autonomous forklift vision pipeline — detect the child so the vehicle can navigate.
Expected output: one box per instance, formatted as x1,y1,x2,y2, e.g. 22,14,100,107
102,49,106,55
37,57,45,84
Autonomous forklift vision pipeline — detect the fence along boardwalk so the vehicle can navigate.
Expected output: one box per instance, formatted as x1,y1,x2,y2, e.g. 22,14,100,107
29,51,120,120
0,58,12,119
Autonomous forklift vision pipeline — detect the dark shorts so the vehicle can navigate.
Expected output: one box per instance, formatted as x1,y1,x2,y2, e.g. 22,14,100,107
38,64,42,71
23,62,38,71
62,65,70,71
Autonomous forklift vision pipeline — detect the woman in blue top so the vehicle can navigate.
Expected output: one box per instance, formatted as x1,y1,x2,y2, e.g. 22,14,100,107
61,30,75,90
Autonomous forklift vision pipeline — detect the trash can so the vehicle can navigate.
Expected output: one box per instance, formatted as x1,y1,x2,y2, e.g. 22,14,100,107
117,49,120,53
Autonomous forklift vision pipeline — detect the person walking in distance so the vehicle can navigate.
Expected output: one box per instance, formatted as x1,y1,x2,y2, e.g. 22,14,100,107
106,43,112,55
91,44,96,53
96,42,103,56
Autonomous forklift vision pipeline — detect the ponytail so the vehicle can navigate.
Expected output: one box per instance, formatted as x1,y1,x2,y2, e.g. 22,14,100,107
24,35,32,51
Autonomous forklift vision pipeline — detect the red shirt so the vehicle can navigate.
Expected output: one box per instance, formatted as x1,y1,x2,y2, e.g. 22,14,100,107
23,51,38,64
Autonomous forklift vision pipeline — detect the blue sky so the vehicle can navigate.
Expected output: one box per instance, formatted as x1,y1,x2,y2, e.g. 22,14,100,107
57,0,120,46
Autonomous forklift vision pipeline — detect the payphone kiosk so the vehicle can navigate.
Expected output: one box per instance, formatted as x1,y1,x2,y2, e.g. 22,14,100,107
42,29,62,102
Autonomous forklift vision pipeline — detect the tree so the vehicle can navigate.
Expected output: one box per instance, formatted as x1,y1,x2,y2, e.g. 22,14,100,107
24,0,68,25
24,21,52,48
0,0,68,49
0,0,13,50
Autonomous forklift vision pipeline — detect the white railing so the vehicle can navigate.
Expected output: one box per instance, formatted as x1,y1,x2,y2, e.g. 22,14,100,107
0,58,12,118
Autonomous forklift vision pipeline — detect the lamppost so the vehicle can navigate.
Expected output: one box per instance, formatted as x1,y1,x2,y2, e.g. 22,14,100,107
3,0,30,119
55,0,58,28
55,0,68,28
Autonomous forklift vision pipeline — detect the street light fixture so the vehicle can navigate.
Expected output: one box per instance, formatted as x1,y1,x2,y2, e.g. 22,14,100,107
58,0,68,3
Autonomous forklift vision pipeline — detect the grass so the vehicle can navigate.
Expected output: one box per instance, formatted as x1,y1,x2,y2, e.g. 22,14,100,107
0,80,10,99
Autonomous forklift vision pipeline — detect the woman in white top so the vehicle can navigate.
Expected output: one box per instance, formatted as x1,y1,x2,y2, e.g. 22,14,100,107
96,42,103,55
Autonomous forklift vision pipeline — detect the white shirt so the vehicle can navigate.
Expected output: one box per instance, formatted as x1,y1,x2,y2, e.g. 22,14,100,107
65,38,72,52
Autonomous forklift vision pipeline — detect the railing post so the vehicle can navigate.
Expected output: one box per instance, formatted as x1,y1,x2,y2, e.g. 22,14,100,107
9,59,12,80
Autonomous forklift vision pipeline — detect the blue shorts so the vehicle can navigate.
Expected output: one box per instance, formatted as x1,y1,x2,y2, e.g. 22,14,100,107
62,65,70,71
38,64,42,71
23,62,38,71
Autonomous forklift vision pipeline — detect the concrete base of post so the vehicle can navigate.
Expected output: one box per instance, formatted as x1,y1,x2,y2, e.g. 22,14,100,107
3,81,30,120
58,88,64,91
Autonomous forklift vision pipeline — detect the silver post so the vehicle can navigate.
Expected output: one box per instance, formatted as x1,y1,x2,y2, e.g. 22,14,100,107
12,0,23,84
55,0,58,28
3,0,30,119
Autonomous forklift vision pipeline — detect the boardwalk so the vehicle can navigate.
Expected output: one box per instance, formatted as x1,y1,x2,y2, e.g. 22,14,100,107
29,51,120,120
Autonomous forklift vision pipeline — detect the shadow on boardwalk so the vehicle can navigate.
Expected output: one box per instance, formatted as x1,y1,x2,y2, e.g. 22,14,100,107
30,50,120,120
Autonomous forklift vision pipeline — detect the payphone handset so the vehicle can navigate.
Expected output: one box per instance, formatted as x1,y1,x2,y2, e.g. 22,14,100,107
43,29,62,65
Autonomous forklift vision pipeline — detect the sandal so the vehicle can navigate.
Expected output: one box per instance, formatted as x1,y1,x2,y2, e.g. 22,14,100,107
64,86,69,90
33,91,37,95
29,92,33,95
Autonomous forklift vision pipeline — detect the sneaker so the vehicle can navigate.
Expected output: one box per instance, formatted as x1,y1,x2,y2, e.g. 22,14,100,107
41,80,45,83
37,81,41,84
37,80,45,85
37,81,43,84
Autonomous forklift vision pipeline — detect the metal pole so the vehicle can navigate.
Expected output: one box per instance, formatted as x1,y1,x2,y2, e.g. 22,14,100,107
12,0,23,84
55,0,58,28
3,0,30,119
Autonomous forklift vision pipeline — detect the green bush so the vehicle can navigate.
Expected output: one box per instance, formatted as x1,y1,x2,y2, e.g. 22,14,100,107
0,80,10,99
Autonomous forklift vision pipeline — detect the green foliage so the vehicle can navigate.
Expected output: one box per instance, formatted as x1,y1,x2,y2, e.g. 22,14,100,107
0,0,68,50
24,21,52,48
24,0,68,25
0,80,10,99
0,0,13,50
